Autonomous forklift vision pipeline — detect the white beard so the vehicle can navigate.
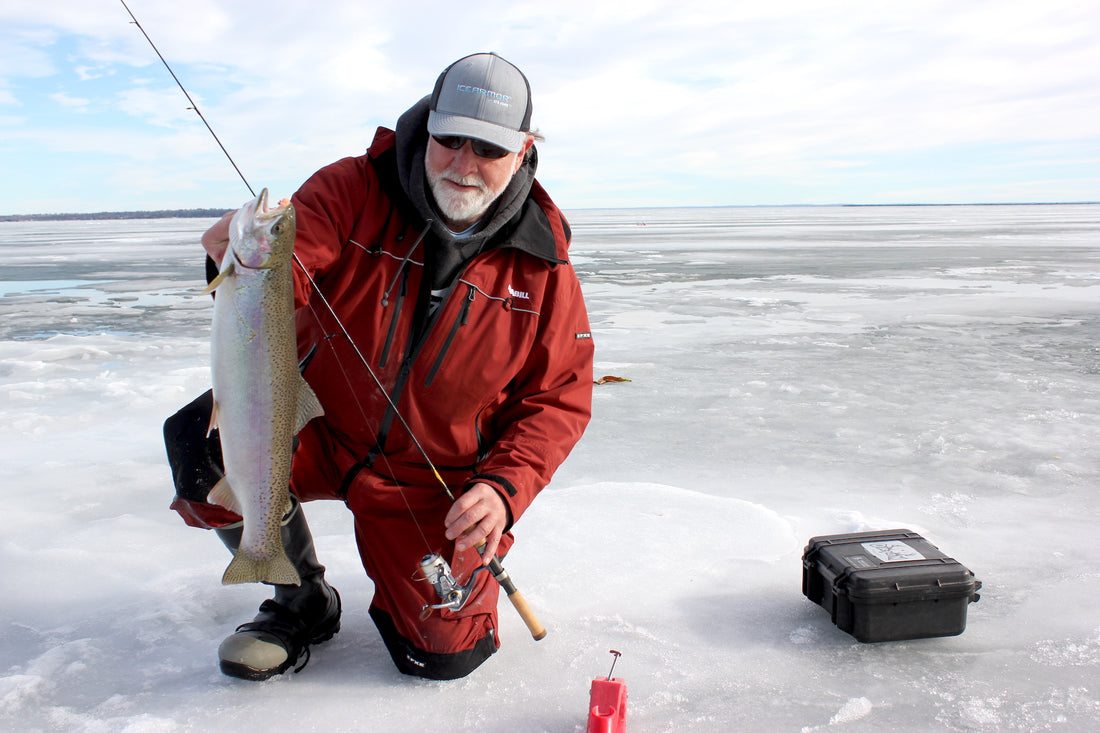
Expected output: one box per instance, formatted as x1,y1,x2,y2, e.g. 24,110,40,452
425,163,507,230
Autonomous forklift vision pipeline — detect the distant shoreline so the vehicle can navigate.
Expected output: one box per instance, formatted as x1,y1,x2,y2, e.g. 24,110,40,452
1,201,1096,223
0,208,231,223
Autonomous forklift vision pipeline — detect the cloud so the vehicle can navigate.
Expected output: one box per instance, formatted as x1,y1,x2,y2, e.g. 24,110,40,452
75,64,114,81
114,85,201,128
50,92,90,110
2,0,1099,212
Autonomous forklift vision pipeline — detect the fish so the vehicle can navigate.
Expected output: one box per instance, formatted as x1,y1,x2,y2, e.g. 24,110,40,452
204,188,323,586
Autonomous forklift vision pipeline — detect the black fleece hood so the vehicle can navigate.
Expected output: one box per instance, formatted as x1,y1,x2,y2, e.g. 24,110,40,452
394,96,539,288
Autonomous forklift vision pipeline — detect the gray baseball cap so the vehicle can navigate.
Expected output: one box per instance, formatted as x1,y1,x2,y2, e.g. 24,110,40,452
428,53,533,154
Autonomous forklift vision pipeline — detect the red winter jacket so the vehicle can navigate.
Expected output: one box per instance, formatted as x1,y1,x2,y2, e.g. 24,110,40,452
289,126,593,528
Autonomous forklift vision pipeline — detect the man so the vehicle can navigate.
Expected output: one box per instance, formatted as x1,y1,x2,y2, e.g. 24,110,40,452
163,53,593,681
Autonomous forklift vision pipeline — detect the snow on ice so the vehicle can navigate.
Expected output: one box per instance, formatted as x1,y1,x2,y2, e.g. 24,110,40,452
1,206,1098,731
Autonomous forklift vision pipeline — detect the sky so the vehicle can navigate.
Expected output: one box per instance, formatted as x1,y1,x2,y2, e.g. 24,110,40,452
1,0,1098,215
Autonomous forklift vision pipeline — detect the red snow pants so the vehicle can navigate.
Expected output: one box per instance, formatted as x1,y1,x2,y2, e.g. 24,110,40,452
165,391,509,679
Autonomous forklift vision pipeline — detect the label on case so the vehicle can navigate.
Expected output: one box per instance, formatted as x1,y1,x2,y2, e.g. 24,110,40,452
861,540,926,563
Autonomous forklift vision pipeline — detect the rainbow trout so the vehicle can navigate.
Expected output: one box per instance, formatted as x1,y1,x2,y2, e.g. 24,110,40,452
204,189,323,585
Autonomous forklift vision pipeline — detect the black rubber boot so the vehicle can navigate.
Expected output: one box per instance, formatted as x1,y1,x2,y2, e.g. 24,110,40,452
215,499,341,681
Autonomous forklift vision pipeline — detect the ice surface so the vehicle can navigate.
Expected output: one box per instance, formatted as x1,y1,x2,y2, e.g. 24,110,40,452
1,205,1098,731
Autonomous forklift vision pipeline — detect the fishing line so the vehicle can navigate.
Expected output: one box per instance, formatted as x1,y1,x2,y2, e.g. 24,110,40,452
119,0,450,505
118,0,438,548
292,255,440,554
123,2,546,638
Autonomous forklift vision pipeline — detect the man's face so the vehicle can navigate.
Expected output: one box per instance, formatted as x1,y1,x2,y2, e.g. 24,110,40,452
424,134,534,232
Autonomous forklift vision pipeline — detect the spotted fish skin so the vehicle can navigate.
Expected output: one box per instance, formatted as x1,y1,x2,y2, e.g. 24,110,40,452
206,188,323,586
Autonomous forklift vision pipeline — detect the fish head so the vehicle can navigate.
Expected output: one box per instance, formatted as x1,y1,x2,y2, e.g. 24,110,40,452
226,188,296,270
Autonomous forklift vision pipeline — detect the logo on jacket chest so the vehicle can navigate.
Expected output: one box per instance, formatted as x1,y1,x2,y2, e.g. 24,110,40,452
507,284,530,300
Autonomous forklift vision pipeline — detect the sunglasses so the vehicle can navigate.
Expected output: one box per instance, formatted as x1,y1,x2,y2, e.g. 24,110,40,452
431,135,511,160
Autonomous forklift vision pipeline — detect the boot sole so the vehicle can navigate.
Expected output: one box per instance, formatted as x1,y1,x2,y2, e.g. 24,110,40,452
220,658,292,681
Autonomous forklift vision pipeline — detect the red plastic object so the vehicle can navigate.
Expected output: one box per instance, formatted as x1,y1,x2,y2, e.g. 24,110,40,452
587,676,627,733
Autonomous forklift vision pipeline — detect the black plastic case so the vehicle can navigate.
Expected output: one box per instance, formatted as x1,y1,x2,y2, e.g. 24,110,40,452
802,529,981,642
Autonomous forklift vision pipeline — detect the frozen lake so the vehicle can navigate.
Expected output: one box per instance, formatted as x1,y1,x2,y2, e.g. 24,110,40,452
1,204,1098,731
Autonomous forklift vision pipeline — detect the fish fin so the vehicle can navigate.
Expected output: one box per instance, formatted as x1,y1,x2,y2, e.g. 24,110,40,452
207,399,220,437
207,477,242,515
293,375,325,433
200,260,235,295
279,495,297,523
221,548,302,586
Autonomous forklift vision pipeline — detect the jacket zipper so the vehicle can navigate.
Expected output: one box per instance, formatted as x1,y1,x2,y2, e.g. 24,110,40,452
378,264,409,368
424,284,476,387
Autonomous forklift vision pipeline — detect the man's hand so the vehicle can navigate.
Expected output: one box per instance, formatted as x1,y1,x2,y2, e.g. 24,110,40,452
444,482,508,565
201,210,235,265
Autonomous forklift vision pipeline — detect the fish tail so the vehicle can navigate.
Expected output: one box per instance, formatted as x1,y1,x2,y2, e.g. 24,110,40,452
221,548,301,586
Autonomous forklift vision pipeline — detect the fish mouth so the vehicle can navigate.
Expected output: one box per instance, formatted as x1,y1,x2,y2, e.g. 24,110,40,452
255,188,292,223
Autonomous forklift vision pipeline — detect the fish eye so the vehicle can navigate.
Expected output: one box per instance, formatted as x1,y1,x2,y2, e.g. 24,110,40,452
272,223,283,235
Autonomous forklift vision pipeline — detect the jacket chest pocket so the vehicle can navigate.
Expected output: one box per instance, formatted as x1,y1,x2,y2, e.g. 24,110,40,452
424,283,476,386
422,282,540,390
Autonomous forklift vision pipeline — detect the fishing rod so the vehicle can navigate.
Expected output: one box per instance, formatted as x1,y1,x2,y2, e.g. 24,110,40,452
120,0,255,198
121,0,546,640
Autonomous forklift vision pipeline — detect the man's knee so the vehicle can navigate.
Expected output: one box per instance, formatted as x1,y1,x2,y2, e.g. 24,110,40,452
164,391,241,529
369,606,497,680
163,390,223,503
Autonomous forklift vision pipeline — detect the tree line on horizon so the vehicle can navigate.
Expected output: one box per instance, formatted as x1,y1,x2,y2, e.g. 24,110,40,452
0,208,231,223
